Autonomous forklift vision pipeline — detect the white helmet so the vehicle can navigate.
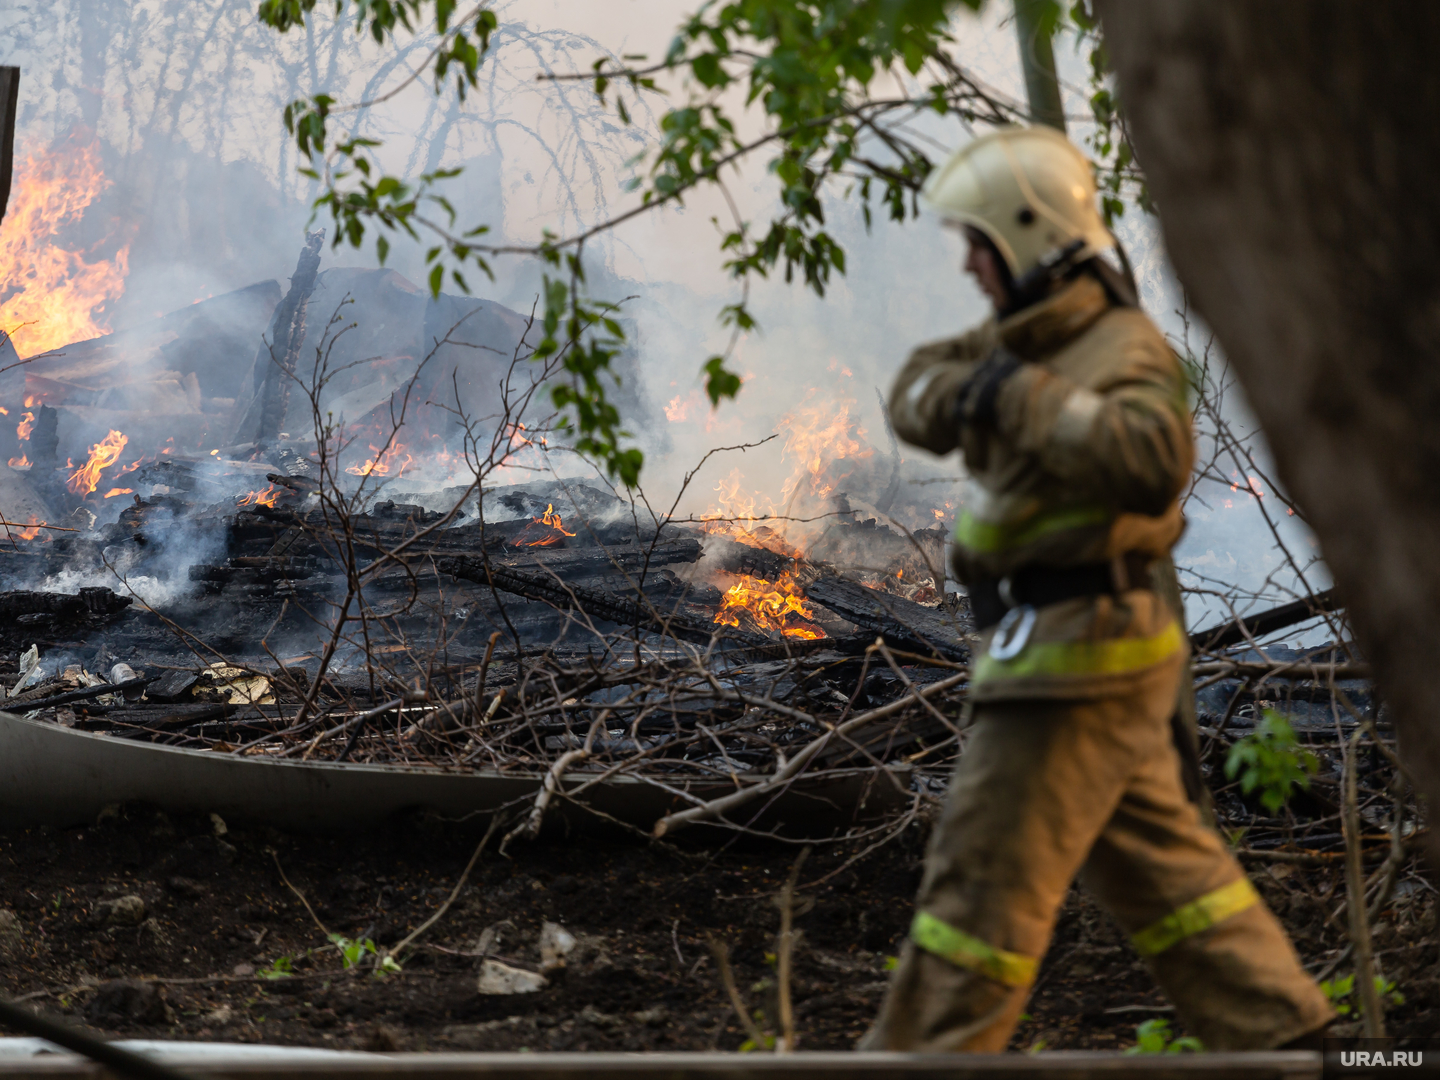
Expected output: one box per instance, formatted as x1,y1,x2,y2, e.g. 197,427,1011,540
921,126,1115,279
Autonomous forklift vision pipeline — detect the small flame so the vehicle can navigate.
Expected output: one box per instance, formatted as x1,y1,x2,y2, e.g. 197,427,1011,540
16,411,34,441
514,503,577,547
713,570,826,640
346,441,413,478
102,487,133,498
67,429,128,496
7,454,29,469
17,515,44,541
237,485,279,508
665,391,700,423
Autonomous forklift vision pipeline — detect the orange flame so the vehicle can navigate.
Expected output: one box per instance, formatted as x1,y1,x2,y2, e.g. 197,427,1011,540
237,485,279,508
7,454,29,469
16,411,34,441
0,134,129,357
16,515,44,541
346,441,413,478
665,391,700,423
776,393,866,505
713,570,826,640
67,429,128,495
102,487,133,498
514,503,577,547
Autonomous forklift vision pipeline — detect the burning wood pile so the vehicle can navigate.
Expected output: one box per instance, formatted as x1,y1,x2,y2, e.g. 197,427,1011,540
0,458,969,839
0,229,974,839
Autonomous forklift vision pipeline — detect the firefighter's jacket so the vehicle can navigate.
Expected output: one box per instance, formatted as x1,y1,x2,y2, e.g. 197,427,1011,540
888,274,1194,701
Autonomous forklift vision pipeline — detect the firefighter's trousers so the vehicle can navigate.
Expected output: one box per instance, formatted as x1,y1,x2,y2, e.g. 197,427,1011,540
862,657,1332,1051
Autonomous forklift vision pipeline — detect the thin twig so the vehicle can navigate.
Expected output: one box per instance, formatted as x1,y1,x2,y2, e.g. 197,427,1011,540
388,815,503,963
776,845,811,1054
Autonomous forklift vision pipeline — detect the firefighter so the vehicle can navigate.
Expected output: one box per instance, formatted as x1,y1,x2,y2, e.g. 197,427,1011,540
861,127,1332,1052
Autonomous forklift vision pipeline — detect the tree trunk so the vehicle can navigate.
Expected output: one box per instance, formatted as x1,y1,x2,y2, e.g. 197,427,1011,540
1095,1,1440,842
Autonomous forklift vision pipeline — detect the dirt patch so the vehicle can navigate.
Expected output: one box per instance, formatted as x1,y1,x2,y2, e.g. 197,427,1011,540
0,805,1435,1051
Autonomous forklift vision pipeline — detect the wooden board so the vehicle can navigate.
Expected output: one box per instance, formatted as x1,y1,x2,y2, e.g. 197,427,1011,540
804,576,971,662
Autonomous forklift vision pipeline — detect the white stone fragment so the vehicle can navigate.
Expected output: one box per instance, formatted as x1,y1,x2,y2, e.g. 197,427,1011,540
538,921,577,972
476,959,547,996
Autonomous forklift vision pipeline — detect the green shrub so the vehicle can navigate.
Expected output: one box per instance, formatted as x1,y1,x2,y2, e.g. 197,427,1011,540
1125,1018,1203,1054
1225,710,1319,812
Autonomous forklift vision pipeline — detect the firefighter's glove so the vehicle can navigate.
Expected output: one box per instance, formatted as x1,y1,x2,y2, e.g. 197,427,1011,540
953,346,1022,432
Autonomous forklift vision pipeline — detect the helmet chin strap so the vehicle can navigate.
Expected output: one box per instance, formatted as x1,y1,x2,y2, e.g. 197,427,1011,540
1000,237,1089,315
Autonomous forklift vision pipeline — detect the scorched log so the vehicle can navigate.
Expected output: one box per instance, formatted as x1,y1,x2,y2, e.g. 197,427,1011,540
440,554,761,650
804,575,971,662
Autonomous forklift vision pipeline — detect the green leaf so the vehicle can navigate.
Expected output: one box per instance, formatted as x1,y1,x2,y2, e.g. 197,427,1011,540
703,356,742,405
1225,711,1318,813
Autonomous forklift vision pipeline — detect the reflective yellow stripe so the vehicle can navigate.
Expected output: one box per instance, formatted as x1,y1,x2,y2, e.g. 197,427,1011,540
909,910,1037,988
1131,878,1260,957
954,505,1110,553
972,620,1183,684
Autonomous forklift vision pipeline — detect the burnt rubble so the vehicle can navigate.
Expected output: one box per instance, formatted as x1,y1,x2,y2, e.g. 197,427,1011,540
0,239,1393,856
0,440,981,841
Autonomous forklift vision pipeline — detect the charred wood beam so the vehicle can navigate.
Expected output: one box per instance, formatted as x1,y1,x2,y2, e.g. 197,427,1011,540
494,537,702,576
6,677,155,712
440,555,760,650
707,536,796,581
803,576,970,662
235,230,325,444
266,472,320,495
0,587,132,621
0,68,16,225
72,703,241,728
1191,588,1342,652
187,538,703,591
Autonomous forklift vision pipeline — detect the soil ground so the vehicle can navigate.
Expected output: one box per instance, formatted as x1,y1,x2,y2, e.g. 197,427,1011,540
0,805,1436,1053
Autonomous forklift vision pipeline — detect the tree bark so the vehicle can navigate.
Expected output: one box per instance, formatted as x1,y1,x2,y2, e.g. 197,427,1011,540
1096,1,1440,844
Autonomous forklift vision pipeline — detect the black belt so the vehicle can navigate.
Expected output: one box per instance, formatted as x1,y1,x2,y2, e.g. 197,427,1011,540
969,555,1155,632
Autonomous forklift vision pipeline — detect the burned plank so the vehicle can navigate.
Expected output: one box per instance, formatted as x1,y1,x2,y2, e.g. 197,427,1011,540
440,554,758,649
147,669,200,702
238,229,326,443
0,587,131,620
1191,588,1342,651
0,67,16,225
494,536,702,576
803,575,970,662
706,535,796,581
5,676,154,713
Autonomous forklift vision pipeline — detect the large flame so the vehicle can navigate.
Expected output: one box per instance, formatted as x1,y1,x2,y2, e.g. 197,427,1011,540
693,393,879,640
0,134,129,357
713,570,825,640
67,429,128,496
